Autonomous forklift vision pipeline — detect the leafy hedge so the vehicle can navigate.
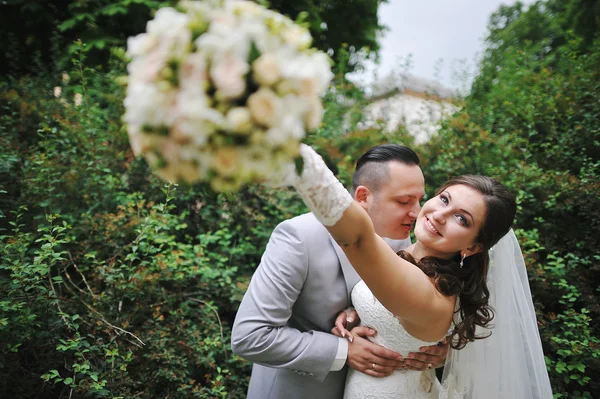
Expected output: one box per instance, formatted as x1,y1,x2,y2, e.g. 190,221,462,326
1,0,598,398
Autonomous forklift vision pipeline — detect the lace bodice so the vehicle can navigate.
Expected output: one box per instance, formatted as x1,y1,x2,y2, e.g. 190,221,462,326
344,280,440,399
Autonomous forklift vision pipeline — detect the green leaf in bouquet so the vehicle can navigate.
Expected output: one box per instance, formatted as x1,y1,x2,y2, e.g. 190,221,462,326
248,41,261,64
295,155,304,176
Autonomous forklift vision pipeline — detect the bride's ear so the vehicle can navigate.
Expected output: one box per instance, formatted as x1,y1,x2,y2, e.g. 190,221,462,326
464,243,484,257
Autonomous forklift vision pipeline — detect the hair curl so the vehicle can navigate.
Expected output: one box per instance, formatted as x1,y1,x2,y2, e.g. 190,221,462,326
401,175,516,350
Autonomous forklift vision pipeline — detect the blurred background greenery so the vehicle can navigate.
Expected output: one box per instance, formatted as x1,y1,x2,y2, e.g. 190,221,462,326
0,0,598,398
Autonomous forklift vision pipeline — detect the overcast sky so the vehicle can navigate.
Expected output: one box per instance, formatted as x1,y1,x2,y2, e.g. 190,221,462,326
349,0,536,91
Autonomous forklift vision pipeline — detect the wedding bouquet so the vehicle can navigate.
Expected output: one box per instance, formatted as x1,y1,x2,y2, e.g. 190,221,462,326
124,0,333,191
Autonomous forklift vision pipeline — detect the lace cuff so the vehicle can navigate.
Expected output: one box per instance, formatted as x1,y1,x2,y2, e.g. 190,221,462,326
294,144,353,226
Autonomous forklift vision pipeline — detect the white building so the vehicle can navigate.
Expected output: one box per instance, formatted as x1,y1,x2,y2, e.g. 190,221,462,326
360,73,459,143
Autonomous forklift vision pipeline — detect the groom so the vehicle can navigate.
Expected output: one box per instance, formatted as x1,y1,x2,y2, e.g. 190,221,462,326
231,144,447,399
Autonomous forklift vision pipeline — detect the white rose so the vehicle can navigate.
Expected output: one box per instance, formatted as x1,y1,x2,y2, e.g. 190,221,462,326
127,45,169,83
278,114,305,140
179,53,209,87
210,53,249,99
229,0,262,17
280,53,333,96
310,52,334,95
53,86,61,98
281,24,312,50
226,107,253,134
247,88,281,127
264,127,286,146
253,53,281,86
125,82,176,127
209,10,237,36
303,97,324,131
127,33,157,57
198,22,249,60
147,8,188,36
243,21,277,53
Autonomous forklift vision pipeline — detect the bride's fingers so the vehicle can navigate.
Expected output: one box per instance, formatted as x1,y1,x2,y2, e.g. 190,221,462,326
333,311,352,339
333,322,351,340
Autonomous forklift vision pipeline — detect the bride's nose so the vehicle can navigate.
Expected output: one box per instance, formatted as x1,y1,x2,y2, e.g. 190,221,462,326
432,210,446,224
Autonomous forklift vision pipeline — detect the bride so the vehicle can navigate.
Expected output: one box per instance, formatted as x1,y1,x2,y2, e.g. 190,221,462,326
281,144,553,398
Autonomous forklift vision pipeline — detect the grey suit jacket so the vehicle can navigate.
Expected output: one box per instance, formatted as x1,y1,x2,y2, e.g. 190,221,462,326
231,213,410,399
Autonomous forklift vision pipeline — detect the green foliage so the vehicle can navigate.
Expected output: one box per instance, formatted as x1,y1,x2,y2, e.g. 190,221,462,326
0,0,385,76
0,48,308,397
1,0,598,397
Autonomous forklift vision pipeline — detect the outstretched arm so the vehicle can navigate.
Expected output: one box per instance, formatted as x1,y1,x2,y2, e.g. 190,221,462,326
293,145,452,338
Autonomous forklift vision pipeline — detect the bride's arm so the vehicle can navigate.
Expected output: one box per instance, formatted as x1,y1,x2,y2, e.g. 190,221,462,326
293,145,451,329
330,202,448,325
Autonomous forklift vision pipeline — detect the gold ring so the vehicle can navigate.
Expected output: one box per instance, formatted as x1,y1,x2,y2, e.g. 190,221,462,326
427,363,432,370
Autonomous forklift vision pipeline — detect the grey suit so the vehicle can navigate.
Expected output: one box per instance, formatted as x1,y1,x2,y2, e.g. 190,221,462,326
231,213,410,399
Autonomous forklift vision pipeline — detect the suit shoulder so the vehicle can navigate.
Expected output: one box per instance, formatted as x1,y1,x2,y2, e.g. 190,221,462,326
277,213,329,237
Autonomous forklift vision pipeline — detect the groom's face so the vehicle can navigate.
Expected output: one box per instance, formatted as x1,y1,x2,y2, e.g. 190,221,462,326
358,162,425,240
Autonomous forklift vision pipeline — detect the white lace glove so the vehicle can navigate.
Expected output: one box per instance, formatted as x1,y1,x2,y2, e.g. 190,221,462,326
273,144,353,226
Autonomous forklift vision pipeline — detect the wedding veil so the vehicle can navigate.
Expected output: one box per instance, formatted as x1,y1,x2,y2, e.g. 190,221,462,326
440,229,553,398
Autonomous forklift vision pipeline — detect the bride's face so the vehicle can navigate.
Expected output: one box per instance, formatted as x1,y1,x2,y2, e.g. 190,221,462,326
414,184,486,259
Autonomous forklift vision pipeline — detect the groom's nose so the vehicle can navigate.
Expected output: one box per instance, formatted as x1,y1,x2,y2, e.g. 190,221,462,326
408,202,420,219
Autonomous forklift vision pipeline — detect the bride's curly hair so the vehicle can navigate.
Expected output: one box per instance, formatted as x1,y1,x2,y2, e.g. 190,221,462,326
399,175,516,350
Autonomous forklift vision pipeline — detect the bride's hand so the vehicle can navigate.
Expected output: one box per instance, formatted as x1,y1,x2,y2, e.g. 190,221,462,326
331,307,359,341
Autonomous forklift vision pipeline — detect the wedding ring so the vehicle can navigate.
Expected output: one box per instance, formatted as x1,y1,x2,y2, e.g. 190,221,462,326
371,363,376,370
427,363,433,370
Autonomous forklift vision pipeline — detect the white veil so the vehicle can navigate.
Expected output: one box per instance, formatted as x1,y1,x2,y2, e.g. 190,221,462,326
439,229,553,398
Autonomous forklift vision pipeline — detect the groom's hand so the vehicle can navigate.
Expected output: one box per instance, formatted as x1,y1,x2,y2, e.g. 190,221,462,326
403,338,449,371
345,326,404,378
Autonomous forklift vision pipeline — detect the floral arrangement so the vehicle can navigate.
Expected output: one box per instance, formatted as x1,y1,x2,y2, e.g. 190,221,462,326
124,0,333,191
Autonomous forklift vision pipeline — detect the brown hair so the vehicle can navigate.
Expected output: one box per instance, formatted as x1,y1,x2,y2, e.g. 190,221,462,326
401,175,517,350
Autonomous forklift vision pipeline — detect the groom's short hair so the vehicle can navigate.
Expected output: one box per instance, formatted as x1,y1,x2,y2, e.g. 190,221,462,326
352,144,420,195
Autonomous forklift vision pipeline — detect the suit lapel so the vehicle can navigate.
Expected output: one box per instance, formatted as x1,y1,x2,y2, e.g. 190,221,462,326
329,235,360,303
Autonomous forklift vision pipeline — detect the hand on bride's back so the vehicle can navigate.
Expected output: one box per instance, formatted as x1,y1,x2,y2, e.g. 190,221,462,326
343,326,404,378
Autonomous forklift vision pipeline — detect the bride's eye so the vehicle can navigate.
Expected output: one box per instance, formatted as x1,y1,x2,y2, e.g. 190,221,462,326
439,195,449,205
456,214,469,226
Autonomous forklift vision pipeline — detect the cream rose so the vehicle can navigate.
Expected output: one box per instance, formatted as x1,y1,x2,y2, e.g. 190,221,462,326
303,96,324,131
248,88,281,127
213,147,239,177
210,53,249,99
226,107,253,134
253,53,281,86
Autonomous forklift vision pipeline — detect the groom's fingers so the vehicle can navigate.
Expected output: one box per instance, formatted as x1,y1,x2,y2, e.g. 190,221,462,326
347,335,402,376
362,368,393,378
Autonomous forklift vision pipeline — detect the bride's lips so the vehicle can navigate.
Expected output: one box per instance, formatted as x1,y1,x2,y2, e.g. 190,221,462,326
424,217,442,236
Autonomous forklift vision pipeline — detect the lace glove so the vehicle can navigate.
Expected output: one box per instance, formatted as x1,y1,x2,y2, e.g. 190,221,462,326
274,144,353,226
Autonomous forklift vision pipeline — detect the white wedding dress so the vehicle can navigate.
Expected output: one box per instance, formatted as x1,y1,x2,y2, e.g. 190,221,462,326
344,280,441,399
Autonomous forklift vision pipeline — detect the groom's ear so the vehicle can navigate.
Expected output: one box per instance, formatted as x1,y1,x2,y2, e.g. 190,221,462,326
354,185,371,207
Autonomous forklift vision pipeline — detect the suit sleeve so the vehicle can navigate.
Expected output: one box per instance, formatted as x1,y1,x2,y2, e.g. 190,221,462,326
231,219,341,381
